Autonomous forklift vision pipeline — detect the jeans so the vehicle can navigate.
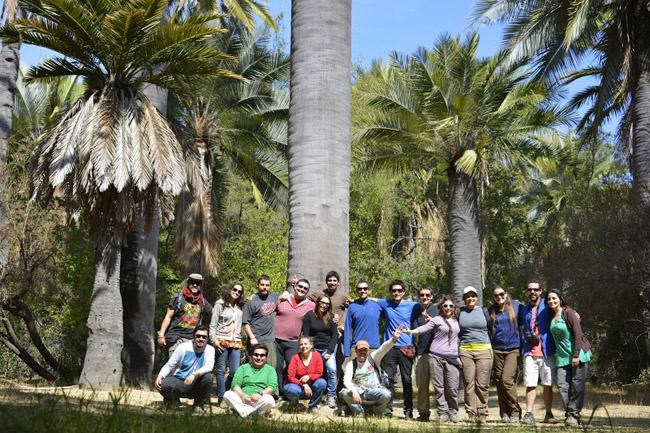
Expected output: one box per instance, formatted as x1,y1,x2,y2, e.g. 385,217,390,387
493,349,521,418
339,387,392,415
383,346,414,413
283,379,327,408
557,362,588,418
315,349,338,398
275,339,299,387
459,348,493,417
429,355,460,415
215,347,241,398
160,373,213,407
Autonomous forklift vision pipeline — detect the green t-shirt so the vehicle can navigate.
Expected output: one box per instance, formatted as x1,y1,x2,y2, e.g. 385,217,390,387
550,314,592,367
231,363,278,395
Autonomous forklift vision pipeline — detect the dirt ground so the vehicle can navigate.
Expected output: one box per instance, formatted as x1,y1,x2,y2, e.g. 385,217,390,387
1,381,649,430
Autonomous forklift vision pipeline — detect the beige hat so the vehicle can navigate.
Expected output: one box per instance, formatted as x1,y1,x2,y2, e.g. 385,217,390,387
188,273,203,282
355,340,370,351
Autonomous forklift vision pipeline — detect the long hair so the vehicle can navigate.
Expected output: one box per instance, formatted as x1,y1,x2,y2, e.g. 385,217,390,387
546,288,569,308
490,285,517,327
436,294,456,343
222,282,245,308
314,294,332,325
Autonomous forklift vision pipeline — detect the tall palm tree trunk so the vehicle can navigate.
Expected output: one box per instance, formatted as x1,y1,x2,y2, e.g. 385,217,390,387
448,169,482,305
287,0,351,291
0,6,22,275
120,85,166,388
79,240,123,389
632,9,650,360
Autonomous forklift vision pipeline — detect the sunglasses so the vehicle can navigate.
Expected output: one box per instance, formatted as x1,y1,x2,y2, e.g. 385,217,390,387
252,353,267,358
494,292,506,298
442,304,454,308
297,284,309,290
391,288,404,293
195,334,208,340
464,294,477,299
232,288,243,294
356,286,369,291
527,288,541,292
319,302,331,306
419,293,432,298
189,281,202,286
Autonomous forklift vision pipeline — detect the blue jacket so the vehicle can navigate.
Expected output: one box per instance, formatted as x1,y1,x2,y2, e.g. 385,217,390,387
519,298,556,357
378,298,421,348
489,300,522,350
343,299,382,357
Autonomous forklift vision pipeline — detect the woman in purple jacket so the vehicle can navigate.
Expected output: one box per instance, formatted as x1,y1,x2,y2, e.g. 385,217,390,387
405,295,461,423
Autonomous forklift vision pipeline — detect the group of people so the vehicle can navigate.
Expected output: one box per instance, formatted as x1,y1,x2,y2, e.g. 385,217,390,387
153,273,592,427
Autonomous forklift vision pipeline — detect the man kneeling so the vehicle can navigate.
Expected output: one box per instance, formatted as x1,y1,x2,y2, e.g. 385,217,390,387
223,344,277,417
339,328,402,417
155,325,215,413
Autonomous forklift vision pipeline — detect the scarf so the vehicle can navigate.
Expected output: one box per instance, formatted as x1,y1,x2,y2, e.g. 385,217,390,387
182,286,205,306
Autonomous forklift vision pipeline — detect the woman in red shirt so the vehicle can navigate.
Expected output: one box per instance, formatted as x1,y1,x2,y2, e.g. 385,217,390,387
282,336,327,412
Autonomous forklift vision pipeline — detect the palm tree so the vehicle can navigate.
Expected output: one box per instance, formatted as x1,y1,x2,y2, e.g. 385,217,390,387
0,0,22,277
169,25,289,275
0,0,238,389
170,0,276,31
288,0,352,291
355,34,563,304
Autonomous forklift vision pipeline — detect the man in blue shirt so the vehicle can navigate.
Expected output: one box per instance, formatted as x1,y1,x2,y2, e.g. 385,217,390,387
377,280,421,419
155,325,215,414
343,280,382,359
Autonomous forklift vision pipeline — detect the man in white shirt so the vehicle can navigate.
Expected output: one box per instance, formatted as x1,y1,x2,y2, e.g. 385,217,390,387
338,328,403,417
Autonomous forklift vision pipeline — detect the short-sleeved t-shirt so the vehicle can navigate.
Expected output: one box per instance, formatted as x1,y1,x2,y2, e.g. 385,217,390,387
166,294,213,342
242,293,280,343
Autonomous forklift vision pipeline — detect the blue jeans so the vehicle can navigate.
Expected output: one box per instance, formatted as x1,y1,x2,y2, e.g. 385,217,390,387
339,387,392,415
315,349,338,398
215,347,241,398
283,379,327,408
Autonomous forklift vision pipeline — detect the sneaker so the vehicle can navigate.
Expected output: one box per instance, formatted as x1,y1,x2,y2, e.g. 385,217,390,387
404,410,414,420
192,405,205,415
522,412,535,425
327,396,337,409
501,414,510,423
449,413,459,423
336,407,348,417
544,412,560,424
565,415,580,426
510,414,521,424
308,406,319,414
417,414,430,422
438,413,450,423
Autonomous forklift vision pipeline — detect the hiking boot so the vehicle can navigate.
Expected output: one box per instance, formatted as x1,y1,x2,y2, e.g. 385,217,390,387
501,414,510,423
565,415,580,426
544,412,560,424
327,396,337,409
404,410,414,420
438,413,450,423
510,414,521,424
449,413,459,423
522,412,535,425
417,414,430,422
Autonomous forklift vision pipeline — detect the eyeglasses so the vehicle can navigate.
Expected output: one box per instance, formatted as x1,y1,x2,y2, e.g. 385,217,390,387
356,286,369,291
297,284,309,290
252,353,267,358
319,301,331,306
419,293,432,298
391,288,404,293
442,304,454,308
494,292,506,298
195,334,208,340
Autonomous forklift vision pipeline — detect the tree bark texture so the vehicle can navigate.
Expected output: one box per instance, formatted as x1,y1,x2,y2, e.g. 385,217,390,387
448,170,482,306
287,0,351,292
79,241,123,389
119,85,167,388
0,7,22,276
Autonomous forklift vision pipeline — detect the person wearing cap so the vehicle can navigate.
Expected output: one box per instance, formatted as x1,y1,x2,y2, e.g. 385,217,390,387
338,327,403,417
157,273,213,357
458,285,492,424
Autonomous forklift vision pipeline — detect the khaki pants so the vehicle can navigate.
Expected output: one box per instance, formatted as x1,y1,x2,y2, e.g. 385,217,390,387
493,349,521,418
414,354,431,417
459,348,493,417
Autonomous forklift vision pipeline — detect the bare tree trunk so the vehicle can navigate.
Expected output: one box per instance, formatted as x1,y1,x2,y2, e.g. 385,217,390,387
632,9,650,361
448,169,482,306
0,317,55,381
0,7,22,276
287,0,351,292
79,240,123,389
120,85,167,388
